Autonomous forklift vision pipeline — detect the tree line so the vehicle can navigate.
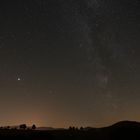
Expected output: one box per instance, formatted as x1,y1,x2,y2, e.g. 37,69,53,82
0,124,36,130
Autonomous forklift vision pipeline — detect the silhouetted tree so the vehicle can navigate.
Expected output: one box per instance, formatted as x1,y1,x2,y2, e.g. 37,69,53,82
80,127,84,131
13,127,17,130
72,127,75,131
69,126,72,130
0,127,3,129
69,126,77,131
32,124,36,130
19,124,27,130
7,126,10,129
75,127,79,130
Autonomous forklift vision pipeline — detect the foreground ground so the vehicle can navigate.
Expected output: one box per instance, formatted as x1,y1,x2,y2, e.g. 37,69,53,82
0,121,140,139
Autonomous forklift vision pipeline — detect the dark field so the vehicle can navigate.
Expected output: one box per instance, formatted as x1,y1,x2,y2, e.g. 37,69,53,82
0,121,140,140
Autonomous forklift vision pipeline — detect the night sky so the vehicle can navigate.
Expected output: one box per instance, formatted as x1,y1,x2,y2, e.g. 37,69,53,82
0,0,140,128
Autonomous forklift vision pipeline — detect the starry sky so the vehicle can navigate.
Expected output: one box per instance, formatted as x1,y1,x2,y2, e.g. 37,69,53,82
0,0,140,128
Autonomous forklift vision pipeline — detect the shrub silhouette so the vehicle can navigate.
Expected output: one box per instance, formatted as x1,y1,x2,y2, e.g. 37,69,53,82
80,127,84,131
7,126,10,129
32,124,36,130
19,124,27,130
69,126,72,130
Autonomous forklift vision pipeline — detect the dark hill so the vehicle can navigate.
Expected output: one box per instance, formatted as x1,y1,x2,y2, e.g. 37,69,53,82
99,120,140,139
109,120,140,128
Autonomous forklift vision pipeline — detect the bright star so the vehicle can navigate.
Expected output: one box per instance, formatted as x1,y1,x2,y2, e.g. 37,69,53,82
17,78,21,81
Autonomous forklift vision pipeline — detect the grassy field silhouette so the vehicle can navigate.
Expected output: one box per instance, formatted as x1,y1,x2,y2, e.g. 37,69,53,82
0,121,140,140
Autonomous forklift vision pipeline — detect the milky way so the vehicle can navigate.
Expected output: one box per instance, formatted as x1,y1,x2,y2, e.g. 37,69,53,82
0,0,140,127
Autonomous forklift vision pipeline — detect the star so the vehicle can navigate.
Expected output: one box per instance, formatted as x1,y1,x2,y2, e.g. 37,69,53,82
17,78,21,81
